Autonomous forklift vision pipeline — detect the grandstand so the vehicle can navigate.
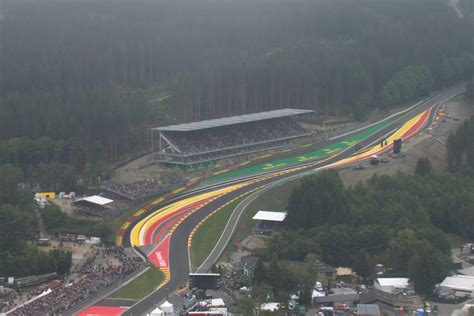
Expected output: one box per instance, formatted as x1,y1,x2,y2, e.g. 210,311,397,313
152,108,313,168
72,195,113,218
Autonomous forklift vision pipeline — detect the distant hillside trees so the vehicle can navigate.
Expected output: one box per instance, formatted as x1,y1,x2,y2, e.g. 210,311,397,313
0,0,473,162
0,137,114,190
379,66,433,106
285,170,349,229
448,116,474,170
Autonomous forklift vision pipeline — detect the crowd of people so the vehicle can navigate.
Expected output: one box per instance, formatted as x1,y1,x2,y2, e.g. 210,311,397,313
163,118,307,155
102,178,162,200
5,247,142,316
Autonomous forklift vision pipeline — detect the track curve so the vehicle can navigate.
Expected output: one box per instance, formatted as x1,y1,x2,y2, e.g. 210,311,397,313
112,85,464,316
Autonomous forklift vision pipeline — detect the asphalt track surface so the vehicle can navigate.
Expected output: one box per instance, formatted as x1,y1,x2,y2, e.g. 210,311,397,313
120,85,464,316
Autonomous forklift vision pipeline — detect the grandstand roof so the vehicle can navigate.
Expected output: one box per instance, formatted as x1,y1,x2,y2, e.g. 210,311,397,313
154,108,313,132
75,195,113,206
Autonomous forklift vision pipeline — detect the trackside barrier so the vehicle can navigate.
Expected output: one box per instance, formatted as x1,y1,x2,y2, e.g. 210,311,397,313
133,246,150,263
115,180,201,246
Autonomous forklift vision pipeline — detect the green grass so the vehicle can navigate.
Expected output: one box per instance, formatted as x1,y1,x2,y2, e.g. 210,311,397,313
191,199,243,267
220,178,303,261
191,177,304,267
109,266,165,300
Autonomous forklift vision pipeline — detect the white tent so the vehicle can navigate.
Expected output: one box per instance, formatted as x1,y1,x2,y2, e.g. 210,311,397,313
439,275,474,297
252,211,287,222
149,307,164,316
75,195,113,205
311,289,325,298
374,278,410,294
260,302,280,311
160,301,174,314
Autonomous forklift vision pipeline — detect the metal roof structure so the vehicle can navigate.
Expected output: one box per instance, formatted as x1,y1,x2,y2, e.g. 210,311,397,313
74,195,113,206
459,266,474,277
440,275,474,292
357,304,381,315
375,278,410,287
252,210,287,222
154,108,313,132
188,273,220,276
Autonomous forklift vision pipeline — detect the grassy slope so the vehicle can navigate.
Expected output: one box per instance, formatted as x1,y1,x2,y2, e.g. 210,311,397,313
191,199,242,267
219,178,302,261
109,266,165,300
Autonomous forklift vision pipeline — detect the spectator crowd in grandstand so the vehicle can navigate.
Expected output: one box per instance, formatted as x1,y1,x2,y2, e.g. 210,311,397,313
163,118,307,155
102,178,162,200
5,247,141,316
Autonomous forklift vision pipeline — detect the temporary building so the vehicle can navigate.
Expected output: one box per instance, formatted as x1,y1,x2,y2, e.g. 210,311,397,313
260,302,280,311
357,304,381,316
252,211,287,222
374,278,411,294
311,289,325,299
458,267,474,277
149,307,164,316
160,301,174,314
439,275,474,298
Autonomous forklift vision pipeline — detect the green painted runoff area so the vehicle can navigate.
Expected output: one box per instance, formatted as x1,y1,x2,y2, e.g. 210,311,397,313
208,116,399,181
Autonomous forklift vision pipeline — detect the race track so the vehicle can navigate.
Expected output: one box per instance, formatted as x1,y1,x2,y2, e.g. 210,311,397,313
79,85,464,316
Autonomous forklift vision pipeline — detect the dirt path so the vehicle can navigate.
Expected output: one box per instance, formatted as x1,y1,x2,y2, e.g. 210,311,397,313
339,100,473,187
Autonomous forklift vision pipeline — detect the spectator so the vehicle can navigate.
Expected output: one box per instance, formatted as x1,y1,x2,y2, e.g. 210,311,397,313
163,117,306,155
6,247,142,316
102,178,162,200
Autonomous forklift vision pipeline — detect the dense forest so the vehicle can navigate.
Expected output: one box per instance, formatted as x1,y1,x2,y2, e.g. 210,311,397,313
0,165,72,277
1,0,473,164
447,88,474,172
233,165,466,308
273,169,467,293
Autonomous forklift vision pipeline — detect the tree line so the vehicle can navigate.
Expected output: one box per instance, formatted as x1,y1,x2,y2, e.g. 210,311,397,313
0,165,72,278
1,0,473,163
0,137,115,191
447,88,474,171
41,204,110,239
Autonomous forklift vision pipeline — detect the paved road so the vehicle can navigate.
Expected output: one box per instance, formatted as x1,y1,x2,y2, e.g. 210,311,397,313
121,85,465,315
